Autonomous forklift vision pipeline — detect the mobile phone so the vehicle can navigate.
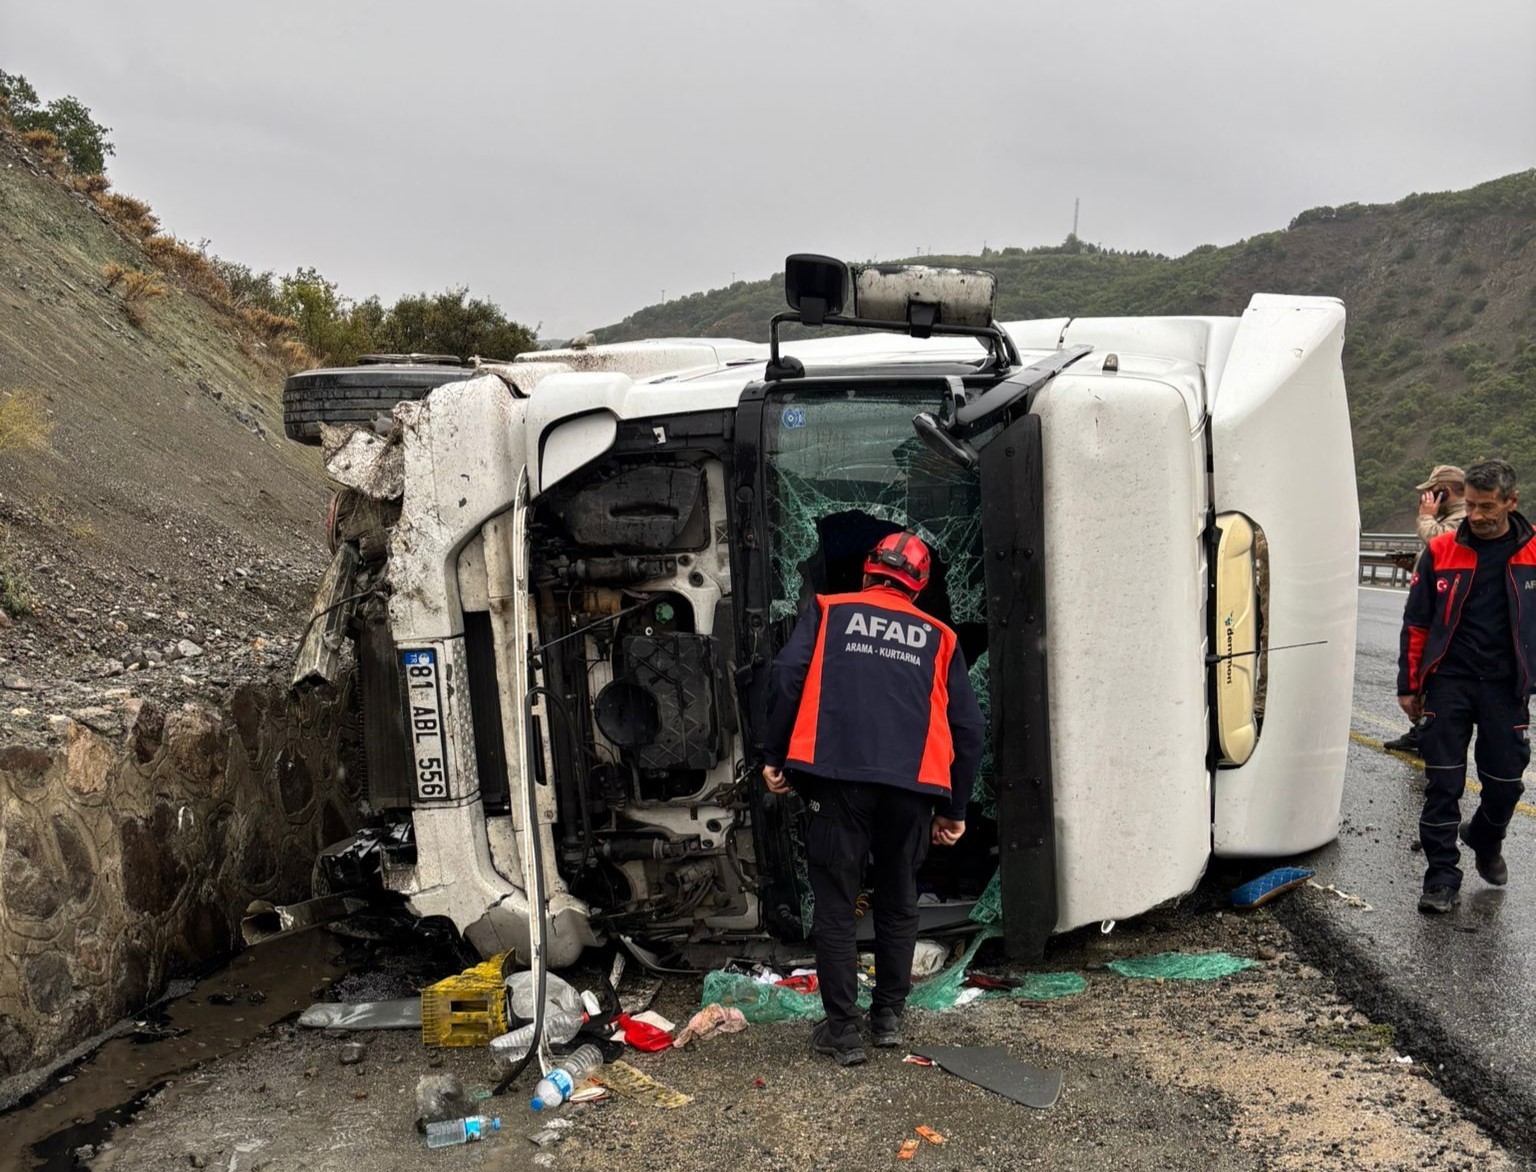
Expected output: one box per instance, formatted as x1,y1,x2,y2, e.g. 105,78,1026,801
1433,488,1448,503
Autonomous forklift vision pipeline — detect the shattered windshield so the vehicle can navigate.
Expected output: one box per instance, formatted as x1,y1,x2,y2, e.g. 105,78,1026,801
762,384,996,918
763,387,987,631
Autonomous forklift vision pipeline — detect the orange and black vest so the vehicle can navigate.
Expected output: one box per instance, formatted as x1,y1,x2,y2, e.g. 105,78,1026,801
1399,511,1536,697
763,585,985,819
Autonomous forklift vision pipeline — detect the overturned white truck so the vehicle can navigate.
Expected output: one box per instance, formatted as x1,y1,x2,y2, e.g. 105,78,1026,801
284,256,1359,970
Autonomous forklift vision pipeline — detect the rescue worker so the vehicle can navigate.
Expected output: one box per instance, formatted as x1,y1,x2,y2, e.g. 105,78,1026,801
1385,464,1470,753
761,531,985,1065
1397,459,1536,914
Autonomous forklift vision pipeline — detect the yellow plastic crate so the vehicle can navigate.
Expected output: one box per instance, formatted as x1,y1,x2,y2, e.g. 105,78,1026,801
467,952,510,982
420,971,509,1048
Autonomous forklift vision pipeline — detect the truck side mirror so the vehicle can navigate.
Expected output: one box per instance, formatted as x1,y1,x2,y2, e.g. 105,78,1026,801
784,254,849,325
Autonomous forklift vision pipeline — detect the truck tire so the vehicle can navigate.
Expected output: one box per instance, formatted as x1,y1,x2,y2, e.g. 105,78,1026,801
283,358,469,444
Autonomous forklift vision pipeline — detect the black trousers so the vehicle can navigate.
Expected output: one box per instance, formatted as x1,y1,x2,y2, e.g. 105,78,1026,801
796,774,933,1030
1419,674,1531,890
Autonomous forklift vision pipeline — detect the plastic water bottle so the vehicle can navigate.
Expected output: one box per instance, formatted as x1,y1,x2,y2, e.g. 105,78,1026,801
424,1115,501,1149
529,1044,603,1111
489,1009,586,1068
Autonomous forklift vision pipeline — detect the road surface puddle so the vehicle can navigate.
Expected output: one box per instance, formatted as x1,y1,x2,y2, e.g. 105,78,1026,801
1,931,349,1171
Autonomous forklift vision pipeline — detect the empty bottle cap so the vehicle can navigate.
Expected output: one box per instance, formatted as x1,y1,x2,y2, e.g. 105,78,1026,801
530,1098,544,1112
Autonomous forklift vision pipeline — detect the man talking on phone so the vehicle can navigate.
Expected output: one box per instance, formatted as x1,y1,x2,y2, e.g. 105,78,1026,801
1386,464,1469,753
1416,464,1467,544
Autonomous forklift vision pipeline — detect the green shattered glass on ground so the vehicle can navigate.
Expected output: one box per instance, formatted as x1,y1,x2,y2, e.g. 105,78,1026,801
701,922,1085,1022
1107,952,1260,980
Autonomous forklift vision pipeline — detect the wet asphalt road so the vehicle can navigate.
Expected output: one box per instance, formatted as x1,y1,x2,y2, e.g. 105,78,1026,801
1278,586,1536,1155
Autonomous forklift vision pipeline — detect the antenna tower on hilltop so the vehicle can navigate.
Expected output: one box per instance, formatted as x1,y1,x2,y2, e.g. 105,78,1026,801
1073,197,1080,238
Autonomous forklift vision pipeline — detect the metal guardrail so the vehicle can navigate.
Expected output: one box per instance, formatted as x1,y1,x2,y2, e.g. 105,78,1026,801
1359,532,1417,588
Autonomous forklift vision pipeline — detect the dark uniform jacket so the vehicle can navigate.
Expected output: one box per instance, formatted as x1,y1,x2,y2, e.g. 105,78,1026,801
764,584,986,820
1397,511,1536,698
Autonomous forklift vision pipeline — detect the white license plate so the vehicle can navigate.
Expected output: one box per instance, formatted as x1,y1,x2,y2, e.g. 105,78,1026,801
402,648,451,802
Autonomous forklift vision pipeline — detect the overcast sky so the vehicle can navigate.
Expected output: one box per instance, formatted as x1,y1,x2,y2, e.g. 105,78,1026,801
6,1,1534,338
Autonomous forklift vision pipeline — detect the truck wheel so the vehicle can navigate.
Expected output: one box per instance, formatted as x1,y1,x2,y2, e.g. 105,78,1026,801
282,357,469,444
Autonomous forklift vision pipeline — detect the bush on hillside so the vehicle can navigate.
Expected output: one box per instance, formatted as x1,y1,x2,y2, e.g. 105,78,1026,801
96,192,159,238
142,235,231,301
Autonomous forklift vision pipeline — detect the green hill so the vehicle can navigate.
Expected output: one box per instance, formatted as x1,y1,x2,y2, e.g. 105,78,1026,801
596,171,1536,531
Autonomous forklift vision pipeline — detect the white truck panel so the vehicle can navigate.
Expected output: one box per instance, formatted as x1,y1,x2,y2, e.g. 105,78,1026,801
390,375,529,642
1210,296,1356,856
1033,374,1211,930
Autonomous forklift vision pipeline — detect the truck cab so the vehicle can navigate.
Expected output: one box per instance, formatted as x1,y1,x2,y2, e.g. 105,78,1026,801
291,256,1358,967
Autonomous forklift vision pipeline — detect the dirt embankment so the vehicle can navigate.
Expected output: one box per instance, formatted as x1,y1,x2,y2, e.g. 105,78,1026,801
0,128,330,740
0,128,357,1083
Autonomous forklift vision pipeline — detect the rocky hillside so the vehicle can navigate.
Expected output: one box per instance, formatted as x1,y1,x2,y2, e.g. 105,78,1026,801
0,127,330,737
596,171,1536,531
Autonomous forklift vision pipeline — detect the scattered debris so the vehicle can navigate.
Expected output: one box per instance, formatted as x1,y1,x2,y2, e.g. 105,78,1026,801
338,1042,366,1066
673,1004,748,1047
414,1073,475,1132
1306,880,1375,911
915,1126,946,1145
903,1055,936,1067
911,940,948,979
614,1011,674,1052
240,894,369,946
912,1045,1063,1110
592,1060,692,1109
1230,867,1316,909
898,1138,922,1160
297,999,422,1030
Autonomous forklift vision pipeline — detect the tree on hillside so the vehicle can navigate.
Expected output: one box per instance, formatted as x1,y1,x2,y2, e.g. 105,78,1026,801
279,267,377,367
0,69,114,174
375,288,536,361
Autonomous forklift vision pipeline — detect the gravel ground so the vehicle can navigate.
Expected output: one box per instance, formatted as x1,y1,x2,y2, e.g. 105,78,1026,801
28,896,1524,1172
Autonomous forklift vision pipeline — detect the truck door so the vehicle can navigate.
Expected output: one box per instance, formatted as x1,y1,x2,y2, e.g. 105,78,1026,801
1207,295,1357,855
730,376,1014,944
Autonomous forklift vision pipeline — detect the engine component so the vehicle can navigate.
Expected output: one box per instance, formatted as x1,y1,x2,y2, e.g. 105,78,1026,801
539,555,677,586
595,633,723,772
544,464,707,550
598,837,693,862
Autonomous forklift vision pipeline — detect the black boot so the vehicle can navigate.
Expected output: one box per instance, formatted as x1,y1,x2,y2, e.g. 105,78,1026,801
811,1019,867,1066
1383,723,1422,753
1460,822,1509,885
868,1007,904,1048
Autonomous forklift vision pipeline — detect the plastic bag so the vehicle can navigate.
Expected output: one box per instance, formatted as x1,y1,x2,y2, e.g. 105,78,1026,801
506,970,583,1020
699,970,871,1023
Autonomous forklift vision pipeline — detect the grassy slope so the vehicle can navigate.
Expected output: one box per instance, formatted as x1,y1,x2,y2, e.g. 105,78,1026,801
596,171,1536,530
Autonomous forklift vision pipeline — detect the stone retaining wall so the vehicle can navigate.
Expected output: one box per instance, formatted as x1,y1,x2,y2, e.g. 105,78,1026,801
0,679,360,1078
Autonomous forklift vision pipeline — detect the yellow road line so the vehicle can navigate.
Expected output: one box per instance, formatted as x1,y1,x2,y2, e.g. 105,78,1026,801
1348,729,1536,820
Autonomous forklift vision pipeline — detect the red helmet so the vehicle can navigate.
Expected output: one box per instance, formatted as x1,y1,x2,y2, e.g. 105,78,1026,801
864,531,931,594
